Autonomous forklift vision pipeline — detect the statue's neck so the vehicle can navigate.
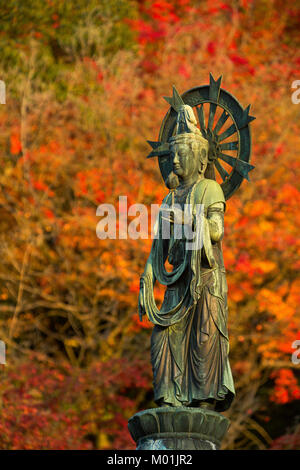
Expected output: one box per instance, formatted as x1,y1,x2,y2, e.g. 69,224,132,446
177,173,204,189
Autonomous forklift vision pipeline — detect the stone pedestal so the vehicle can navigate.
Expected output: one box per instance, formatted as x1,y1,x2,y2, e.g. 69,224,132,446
128,407,230,450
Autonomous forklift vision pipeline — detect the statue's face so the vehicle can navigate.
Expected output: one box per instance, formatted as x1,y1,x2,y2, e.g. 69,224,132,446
171,142,201,180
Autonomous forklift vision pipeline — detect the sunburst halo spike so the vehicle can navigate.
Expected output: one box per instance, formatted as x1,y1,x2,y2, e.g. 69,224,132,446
239,104,256,129
146,140,170,159
163,85,185,113
147,140,161,150
218,153,255,181
209,73,222,103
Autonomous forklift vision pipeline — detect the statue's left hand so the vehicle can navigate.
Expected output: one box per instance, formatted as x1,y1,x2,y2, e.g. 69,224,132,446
162,207,192,226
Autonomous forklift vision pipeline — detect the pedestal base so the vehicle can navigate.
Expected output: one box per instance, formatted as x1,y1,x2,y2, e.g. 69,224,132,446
128,407,230,450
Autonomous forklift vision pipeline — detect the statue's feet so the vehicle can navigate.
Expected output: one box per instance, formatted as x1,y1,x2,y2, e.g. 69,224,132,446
157,398,173,407
191,399,216,410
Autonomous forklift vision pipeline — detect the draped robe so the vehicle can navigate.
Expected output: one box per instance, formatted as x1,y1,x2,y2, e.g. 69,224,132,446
140,178,235,411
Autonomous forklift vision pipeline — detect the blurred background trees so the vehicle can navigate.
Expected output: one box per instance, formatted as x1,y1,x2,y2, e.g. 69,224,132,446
0,0,299,449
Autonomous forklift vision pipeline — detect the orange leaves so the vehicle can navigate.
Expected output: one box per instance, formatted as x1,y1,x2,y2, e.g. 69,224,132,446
228,285,245,303
228,281,254,303
178,64,191,79
75,169,112,202
259,219,274,232
42,208,55,220
10,134,22,155
278,183,300,206
258,288,295,321
233,360,251,375
235,253,255,276
32,179,54,197
129,313,152,332
252,260,276,274
287,279,300,310
245,200,272,218
270,369,300,404
129,281,139,293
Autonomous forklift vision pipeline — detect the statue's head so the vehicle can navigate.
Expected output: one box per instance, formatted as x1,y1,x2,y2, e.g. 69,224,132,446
169,132,209,183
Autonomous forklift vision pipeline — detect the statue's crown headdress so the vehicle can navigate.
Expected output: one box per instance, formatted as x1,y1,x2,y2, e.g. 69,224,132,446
165,86,201,136
146,86,204,159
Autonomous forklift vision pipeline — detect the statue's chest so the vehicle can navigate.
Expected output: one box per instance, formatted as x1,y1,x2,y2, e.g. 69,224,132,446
173,187,191,207
172,181,208,209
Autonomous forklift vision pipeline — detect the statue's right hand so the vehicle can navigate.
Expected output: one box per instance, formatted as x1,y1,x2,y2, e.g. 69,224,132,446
138,288,145,318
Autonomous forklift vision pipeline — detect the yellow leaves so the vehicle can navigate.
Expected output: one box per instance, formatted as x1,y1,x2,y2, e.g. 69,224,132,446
279,184,300,205
29,388,42,399
223,249,235,268
258,288,295,320
257,340,281,360
97,432,111,449
229,285,245,303
258,220,274,234
287,279,300,310
245,200,272,218
65,338,81,348
99,288,117,298
117,293,135,305
252,260,276,274
258,131,268,142
269,167,286,185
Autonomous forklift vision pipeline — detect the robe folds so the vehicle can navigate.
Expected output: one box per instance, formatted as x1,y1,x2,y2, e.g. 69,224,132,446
140,178,235,411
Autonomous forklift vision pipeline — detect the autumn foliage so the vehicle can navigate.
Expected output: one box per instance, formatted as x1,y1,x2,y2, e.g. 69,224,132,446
0,0,299,449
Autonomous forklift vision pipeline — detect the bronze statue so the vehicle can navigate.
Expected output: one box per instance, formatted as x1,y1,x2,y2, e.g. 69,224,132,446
139,75,255,412
129,75,255,449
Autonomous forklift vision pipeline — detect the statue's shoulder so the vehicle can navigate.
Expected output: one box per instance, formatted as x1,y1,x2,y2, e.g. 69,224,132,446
193,178,225,207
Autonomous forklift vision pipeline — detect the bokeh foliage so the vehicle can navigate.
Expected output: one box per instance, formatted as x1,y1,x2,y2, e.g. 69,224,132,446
0,0,299,449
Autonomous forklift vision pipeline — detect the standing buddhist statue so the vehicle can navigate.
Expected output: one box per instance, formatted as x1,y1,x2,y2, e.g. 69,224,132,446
128,74,255,450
